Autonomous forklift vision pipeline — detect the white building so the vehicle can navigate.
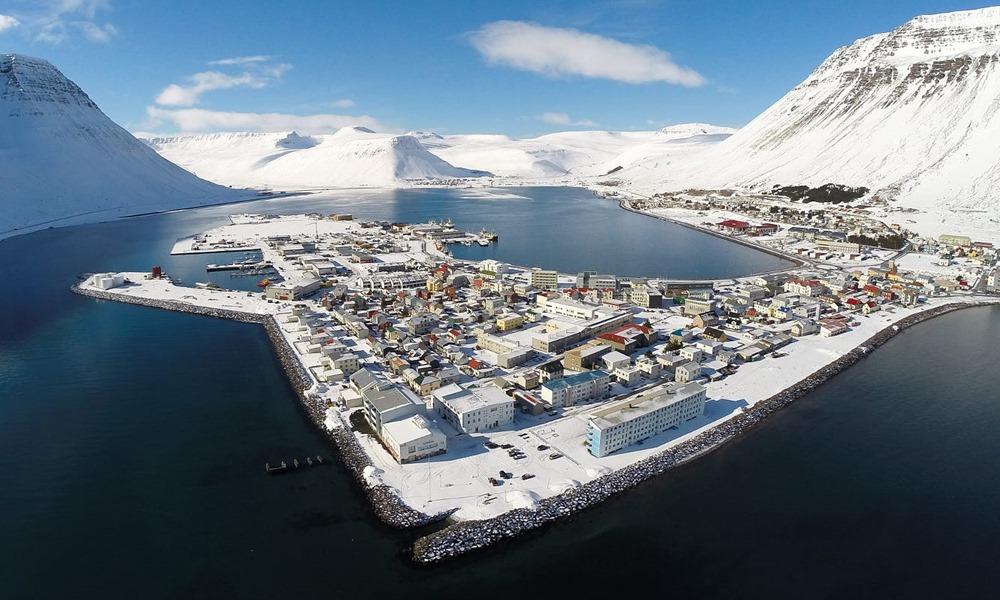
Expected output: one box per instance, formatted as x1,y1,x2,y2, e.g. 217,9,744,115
540,370,610,407
586,382,707,457
478,259,509,279
675,361,702,383
432,383,515,434
382,415,448,463
91,272,125,290
537,295,600,320
265,277,322,300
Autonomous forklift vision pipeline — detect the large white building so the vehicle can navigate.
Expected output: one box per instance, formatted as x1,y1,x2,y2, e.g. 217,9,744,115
586,382,707,457
536,295,601,320
353,369,447,463
381,415,448,463
432,383,515,434
540,370,610,407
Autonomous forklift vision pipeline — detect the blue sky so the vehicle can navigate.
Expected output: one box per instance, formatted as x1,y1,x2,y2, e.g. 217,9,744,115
1,0,996,136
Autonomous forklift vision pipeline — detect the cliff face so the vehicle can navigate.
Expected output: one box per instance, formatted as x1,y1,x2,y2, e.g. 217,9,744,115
0,54,239,240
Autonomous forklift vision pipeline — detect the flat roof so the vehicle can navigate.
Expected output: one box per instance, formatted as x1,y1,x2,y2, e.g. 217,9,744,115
588,382,705,429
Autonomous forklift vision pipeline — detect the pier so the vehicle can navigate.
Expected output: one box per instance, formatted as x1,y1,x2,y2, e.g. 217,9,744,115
265,455,327,475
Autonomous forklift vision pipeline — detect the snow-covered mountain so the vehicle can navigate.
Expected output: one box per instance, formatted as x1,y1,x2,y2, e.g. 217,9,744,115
623,6,1000,226
0,54,241,240
422,125,734,178
146,128,491,189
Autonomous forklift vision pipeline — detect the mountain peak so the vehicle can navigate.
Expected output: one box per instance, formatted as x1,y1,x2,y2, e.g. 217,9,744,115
1,53,98,110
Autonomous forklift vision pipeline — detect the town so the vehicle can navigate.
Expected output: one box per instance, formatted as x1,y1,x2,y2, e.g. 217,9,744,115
77,209,1000,521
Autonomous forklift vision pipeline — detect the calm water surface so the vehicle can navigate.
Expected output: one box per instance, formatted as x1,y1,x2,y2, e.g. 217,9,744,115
1,188,997,599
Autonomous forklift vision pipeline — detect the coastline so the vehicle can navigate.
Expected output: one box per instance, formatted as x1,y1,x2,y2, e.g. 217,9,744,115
615,198,807,278
70,279,999,563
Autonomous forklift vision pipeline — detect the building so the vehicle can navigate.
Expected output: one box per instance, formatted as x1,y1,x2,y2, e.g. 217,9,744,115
939,234,972,247
718,219,750,234
357,376,448,463
537,295,601,320
265,277,322,300
815,239,861,255
479,260,508,279
496,313,524,331
683,297,715,316
674,361,702,383
540,370,610,407
783,278,826,297
530,268,559,290
576,271,617,290
381,415,447,463
432,383,515,434
563,343,611,371
597,323,657,353
628,285,663,308
602,350,631,371
586,383,706,457
91,272,125,290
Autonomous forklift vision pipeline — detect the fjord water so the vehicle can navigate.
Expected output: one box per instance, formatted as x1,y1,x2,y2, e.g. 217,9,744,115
1,187,998,599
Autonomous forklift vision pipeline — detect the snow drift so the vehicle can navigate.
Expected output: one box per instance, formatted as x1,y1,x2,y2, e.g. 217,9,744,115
0,54,243,240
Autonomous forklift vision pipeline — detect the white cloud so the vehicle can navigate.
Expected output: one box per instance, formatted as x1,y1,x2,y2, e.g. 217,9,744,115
154,58,292,107
155,71,268,106
209,55,271,66
539,112,598,127
0,14,20,33
19,0,117,44
145,106,385,135
331,98,355,109
468,20,704,87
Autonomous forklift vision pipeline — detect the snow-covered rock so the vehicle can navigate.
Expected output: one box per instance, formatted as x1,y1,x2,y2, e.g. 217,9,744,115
145,127,491,189
0,54,241,240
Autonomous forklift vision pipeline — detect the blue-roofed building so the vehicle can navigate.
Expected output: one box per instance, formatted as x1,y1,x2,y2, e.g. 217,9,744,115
540,370,611,407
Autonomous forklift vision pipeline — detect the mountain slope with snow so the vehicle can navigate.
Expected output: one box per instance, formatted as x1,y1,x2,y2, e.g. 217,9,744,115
0,54,242,240
146,128,490,189
622,7,1000,231
426,124,734,178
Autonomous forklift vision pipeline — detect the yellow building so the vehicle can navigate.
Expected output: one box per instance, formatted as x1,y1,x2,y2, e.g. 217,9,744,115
496,314,524,331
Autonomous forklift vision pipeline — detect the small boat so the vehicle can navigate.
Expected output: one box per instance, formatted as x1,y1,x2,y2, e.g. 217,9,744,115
477,239,490,246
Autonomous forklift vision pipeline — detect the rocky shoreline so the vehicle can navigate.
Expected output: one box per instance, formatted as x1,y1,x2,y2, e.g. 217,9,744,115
71,281,450,529
410,300,994,563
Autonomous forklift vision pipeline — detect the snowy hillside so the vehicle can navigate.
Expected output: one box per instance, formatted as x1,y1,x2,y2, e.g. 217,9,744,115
0,54,242,240
146,127,491,189
426,124,734,178
621,7,1000,236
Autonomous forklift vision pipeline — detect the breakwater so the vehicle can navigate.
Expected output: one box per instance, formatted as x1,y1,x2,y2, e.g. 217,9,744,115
411,300,995,563
71,281,450,530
